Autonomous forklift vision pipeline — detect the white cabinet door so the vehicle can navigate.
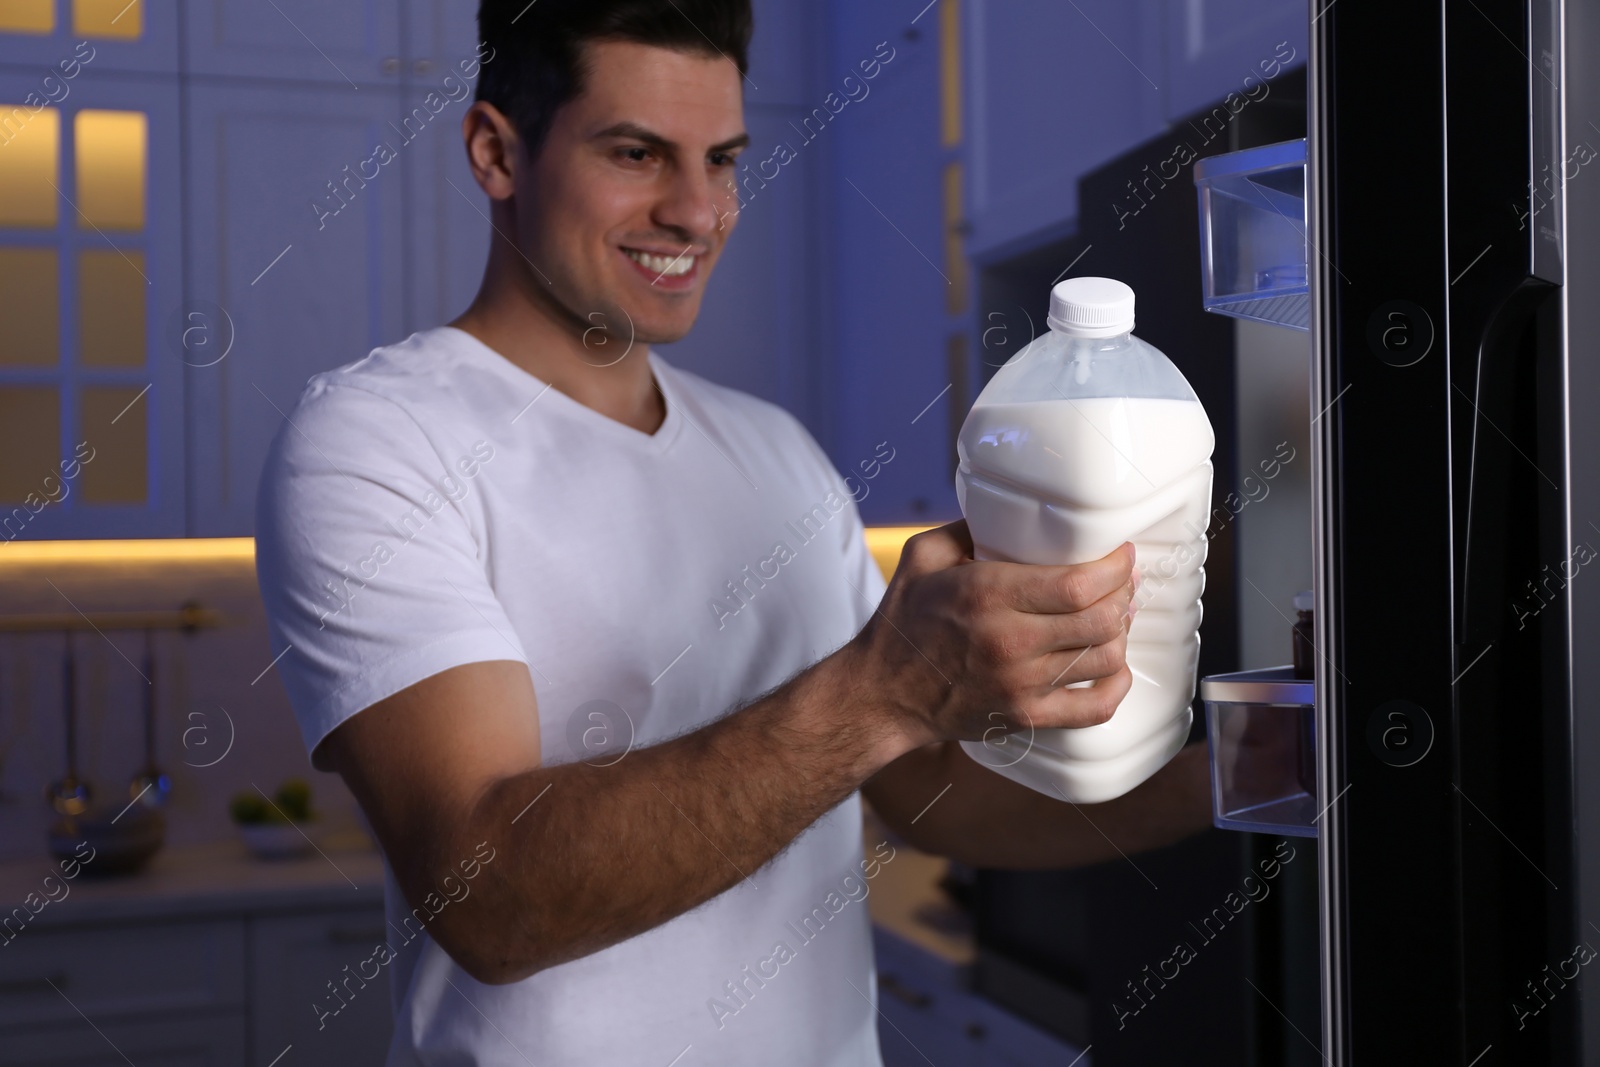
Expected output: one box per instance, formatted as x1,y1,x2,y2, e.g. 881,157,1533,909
249,909,394,1067
0,0,179,76
964,0,1168,258
745,0,823,109
400,83,489,336
184,0,404,88
404,0,480,83
0,1012,248,1066
0,71,185,539
0,918,245,1027
183,82,408,537
1163,0,1307,122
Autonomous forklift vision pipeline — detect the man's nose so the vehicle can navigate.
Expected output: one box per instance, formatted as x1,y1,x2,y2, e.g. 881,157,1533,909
653,165,721,243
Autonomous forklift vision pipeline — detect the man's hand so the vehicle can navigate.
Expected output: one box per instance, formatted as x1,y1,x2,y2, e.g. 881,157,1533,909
845,520,1136,763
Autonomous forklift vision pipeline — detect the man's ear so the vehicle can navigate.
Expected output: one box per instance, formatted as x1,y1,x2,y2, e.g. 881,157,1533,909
461,101,520,202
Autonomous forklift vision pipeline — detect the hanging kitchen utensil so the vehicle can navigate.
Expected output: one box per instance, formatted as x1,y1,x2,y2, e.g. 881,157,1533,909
128,629,170,808
45,630,90,816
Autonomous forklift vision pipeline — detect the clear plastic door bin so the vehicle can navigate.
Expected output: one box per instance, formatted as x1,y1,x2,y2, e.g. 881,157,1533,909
1202,666,1317,837
1192,138,1309,331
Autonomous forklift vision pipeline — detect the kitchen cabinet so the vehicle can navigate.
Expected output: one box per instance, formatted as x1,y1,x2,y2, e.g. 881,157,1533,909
1,0,838,539
0,917,250,1066
0,1014,249,1066
0,843,391,1066
962,0,1168,261
1161,0,1308,124
819,1,958,525
401,82,491,337
183,0,404,88
0,70,185,540
960,0,1306,261
0,910,393,1066
183,80,409,537
874,929,1085,1067
250,910,396,1067
0,918,246,1028
0,0,179,76
404,0,484,84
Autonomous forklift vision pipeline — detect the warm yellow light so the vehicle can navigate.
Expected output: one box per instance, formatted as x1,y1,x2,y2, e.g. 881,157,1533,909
74,0,141,39
0,105,59,227
79,248,146,367
75,109,146,231
0,386,60,504
79,386,147,504
0,247,59,367
862,525,936,583
0,0,54,34
5,531,929,577
0,538,256,566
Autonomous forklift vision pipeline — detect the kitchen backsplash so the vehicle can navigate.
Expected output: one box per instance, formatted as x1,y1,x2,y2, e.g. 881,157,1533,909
0,543,369,864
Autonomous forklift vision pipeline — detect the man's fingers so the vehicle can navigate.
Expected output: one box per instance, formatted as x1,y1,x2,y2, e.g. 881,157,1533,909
1033,665,1135,730
896,519,975,576
1005,541,1136,614
1009,578,1134,655
1035,629,1129,687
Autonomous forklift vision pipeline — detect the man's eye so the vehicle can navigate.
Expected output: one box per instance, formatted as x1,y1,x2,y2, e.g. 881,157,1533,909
709,152,736,168
620,147,652,163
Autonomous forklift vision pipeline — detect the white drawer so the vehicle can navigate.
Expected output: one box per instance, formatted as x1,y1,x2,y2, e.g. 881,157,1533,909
250,908,394,1067
0,918,245,1029
0,1012,247,1065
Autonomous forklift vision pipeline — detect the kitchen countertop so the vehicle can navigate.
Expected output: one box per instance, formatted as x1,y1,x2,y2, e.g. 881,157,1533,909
2,815,975,969
0,835,386,929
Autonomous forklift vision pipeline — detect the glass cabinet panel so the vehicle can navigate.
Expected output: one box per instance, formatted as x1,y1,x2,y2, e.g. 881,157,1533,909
0,0,53,34
78,385,146,503
0,386,60,503
74,109,145,231
0,247,58,366
78,247,144,367
74,0,141,39
0,105,58,227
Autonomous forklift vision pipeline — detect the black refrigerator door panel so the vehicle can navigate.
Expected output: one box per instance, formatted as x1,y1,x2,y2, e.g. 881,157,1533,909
1313,0,1579,1062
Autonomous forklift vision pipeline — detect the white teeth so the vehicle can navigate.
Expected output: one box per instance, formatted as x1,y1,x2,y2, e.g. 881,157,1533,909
625,249,696,277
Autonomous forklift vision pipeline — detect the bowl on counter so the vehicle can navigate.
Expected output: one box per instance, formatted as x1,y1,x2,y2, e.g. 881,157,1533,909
49,804,166,877
237,820,320,860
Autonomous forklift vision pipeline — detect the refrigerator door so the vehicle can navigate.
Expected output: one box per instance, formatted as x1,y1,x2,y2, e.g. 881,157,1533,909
1311,0,1595,1062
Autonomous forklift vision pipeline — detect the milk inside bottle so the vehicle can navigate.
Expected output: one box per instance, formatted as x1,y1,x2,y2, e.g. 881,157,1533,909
955,277,1215,803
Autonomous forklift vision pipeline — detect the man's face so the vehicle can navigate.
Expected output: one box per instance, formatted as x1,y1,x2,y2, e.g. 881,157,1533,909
517,39,746,349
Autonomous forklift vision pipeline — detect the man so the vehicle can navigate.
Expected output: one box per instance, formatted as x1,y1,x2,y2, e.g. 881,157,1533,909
255,1,1212,1062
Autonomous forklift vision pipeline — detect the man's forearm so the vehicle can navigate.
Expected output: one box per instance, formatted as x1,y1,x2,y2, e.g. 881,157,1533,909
439,644,905,984
863,740,1214,869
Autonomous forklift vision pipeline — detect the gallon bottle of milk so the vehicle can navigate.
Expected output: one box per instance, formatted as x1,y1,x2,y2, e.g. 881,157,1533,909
955,276,1214,804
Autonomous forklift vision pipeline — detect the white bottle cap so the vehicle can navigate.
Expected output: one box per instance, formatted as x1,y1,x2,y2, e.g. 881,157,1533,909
1294,589,1314,612
1048,276,1136,338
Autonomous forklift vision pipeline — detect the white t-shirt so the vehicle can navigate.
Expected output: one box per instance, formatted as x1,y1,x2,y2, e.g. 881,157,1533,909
255,326,893,1065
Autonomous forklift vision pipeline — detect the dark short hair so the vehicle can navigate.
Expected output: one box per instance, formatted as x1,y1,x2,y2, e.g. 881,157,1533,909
475,0,753,164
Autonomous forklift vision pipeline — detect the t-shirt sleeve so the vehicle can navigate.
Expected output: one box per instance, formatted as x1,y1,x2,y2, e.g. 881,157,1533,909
839,499,890,631
254,379,527,771
783,415,890,632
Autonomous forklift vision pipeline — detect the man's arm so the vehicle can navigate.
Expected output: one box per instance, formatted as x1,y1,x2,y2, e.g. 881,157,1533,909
861,738,1214,870
322,524,1137,986
325,650,898,986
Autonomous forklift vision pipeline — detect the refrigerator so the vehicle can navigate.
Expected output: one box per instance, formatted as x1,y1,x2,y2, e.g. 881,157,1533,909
969,1,1600,1063
1307,0,1599,1062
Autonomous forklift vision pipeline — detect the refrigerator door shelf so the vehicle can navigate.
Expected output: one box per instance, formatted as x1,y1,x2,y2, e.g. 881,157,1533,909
1193,138,1310,331
1201,666,1317,837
